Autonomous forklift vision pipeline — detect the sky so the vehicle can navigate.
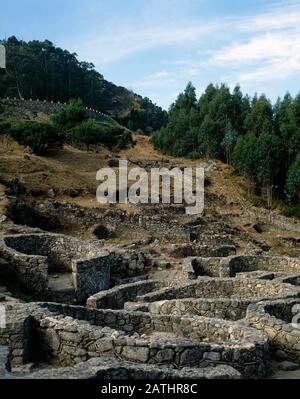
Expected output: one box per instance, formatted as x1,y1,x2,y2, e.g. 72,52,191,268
1,0,300,109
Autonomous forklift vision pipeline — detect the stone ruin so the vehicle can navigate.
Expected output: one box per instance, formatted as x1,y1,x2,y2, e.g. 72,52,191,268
0,233,151,304
1,232,300,379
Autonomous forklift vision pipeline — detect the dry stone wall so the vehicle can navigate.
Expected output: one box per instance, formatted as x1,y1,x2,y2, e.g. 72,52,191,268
87,280,167,310
0,234,111,302
1,98,105,119
0,302,269,378
182,255,300,279
136,277,300,304
246,299,300,360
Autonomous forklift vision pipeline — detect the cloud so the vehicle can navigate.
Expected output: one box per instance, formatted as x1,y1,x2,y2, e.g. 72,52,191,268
63,0,300,106
239,3,300,31
209,4,300,83
132,70,177,89
77,22,216,65
213,31,300,66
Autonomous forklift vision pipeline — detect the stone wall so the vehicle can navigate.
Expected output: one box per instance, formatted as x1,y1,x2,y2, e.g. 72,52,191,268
0,347,10,377
87,280,167,310
136,277,300,304
4,356,241,379
0,303,269,378
0,234,111,302
1,98,106,119
182,255,300,279
246,299,300,360
147,298,251,321
0,310,33,366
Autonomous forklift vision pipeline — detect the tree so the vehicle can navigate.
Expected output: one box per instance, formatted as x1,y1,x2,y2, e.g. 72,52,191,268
52,98,88,131
221,122,238,164
232,133,258,196
286,153,300,202
0,36,167,132
255,133,283,206
244,95,274,136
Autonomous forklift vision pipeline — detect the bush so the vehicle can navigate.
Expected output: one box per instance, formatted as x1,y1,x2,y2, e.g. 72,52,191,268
282,205,300,218
70,120,102,150
188,150,202,160
7,121,64,154
116,130,133,149
52,98,88,131
0,120,12,134
70,120,132,150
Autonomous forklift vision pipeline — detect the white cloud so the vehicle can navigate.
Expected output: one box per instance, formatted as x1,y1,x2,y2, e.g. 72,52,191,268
132,70,177,89
209,4,300,83
63,0,300,106
76,22,216,65
239,3,300,31
213,31,300,65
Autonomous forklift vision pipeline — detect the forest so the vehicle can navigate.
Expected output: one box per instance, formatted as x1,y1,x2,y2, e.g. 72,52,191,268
0,36,167,133
152,82,300,209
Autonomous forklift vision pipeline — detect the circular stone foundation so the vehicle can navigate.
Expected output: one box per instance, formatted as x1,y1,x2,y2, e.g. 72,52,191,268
135,277,300,303
1,302,269,378
246,298,300,360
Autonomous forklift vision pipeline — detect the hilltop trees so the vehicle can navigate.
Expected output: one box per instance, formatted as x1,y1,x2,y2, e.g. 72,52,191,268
0,36,167,133
153,82,300,206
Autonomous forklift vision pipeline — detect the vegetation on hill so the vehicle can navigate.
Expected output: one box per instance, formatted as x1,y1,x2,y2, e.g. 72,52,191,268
0,36,167,133
0,99,133,154
152,82,300,207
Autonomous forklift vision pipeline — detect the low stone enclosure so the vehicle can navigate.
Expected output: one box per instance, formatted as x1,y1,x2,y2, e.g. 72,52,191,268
125,277,300,306
87,277,300,324
2,233,300,378
0,302,268,378
0,352,240,380
182,255,300,279
0,234,110,303
246,299,300,360
0,233,151,303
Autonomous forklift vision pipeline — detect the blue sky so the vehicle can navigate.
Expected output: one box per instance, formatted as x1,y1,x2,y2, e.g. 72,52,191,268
1,0,300,109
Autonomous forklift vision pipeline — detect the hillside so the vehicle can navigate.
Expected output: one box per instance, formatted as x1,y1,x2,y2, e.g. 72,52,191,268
1,131,300,259
1,114,300,379
0,37,167,133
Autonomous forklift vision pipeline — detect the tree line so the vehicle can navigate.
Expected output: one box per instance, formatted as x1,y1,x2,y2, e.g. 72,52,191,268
152,82,300,207
0,36,167,133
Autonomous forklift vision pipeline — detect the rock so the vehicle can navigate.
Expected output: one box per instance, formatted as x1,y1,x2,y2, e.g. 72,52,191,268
278,361,299,371
47,188,56,198
122,346,149,363
155,348,174,363
204,352,221,362
0,215,7,223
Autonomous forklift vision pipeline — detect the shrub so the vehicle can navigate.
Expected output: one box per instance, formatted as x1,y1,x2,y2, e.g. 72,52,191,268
282,205,300,218
70,120,102,150
7,121,63,154
70,120,132,150
52,98,88,131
